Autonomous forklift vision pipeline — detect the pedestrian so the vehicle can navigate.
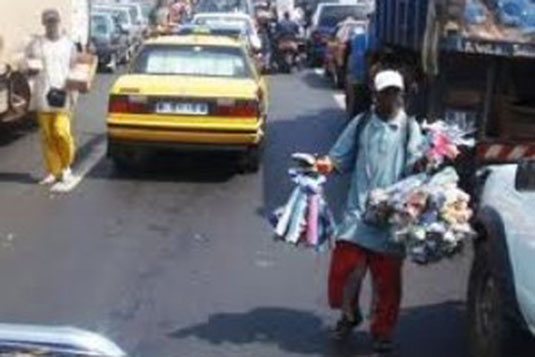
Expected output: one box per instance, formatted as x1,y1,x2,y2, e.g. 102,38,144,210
26,9,77,185
315,70,425,353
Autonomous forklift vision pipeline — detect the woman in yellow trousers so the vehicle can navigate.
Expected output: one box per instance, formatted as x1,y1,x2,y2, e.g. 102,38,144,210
37,111,75,182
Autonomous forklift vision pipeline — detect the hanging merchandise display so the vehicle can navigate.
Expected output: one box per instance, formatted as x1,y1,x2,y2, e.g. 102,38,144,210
269,153,336,252
364,120,477,264
271,120,477,262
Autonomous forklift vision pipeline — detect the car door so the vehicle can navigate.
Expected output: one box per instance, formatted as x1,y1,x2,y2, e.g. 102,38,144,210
510,188,535,333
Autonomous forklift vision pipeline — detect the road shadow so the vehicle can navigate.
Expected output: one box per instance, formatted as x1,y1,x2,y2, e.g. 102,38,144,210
396,300,468,357
261,107,351,221
0,172,36,184
89,149,239,184
168,302,467,357
169,307,371,356
0,117,37,147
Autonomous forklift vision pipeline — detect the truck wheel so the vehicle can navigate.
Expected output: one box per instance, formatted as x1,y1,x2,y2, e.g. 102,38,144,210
467,242,534,357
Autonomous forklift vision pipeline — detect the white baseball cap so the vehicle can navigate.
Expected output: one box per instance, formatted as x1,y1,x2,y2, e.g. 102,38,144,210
374,70,404,92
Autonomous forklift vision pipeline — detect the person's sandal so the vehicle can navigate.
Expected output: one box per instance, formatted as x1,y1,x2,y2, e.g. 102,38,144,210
332,311,363,341
372,337,394,353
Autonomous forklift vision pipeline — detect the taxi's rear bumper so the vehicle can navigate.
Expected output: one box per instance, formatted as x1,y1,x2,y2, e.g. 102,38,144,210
107,116,264,153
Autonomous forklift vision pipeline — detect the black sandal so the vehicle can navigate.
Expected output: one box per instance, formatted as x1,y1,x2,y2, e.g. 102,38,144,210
332,311,363,341
372,337,394,353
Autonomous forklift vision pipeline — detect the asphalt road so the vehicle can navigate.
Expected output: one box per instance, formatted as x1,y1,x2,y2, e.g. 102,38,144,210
0,69,471,357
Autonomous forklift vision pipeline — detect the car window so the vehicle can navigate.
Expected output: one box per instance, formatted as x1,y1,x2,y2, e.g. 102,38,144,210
319,6,368,27
129,7,137,22
194,17,252,35
92,16,110,36
196,0,251,15
95,7,129,25
133,45,251,78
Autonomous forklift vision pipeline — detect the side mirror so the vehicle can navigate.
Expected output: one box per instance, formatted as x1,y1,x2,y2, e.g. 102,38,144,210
515,160,535,191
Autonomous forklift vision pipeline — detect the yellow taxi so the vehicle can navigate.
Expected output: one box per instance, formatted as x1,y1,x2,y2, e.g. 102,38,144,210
107,34,268,172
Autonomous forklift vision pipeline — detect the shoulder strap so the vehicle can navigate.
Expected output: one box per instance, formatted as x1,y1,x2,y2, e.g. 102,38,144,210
405,116,414,151
354,110,372,147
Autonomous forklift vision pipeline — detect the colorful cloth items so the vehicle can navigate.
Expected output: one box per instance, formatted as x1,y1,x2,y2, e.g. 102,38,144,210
422,120,476,167
364,167,476,265
271,167,336,252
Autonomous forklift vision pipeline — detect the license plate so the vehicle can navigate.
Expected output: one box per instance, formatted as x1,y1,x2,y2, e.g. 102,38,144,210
156,101,209,115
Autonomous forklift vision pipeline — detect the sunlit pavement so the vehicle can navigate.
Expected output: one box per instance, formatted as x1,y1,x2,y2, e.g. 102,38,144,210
0,70,470,357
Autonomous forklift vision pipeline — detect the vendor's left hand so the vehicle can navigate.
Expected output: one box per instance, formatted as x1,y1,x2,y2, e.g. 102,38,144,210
413,156,429,173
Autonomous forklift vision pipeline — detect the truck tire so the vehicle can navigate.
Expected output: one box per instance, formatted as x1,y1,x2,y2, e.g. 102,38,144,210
467,241,534,357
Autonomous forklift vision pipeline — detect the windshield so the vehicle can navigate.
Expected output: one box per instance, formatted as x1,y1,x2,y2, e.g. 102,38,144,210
95,7,131,25
193,17,251,34
319,5,368,27
141,4,152,18
128,7,137,22
196,0,251,15
91,15,110,36
133,45,251,78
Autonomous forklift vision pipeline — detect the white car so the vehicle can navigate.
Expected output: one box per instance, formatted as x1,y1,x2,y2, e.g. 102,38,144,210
468,163,535,356
192,13,262,52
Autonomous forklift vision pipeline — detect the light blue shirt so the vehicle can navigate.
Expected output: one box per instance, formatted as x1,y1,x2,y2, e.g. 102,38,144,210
329,110,424,256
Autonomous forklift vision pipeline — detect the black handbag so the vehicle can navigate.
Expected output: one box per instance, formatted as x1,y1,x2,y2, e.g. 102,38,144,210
46,87,67,108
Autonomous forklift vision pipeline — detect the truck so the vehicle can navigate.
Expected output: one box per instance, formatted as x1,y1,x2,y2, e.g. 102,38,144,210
344,1,535,356
0,0,90,124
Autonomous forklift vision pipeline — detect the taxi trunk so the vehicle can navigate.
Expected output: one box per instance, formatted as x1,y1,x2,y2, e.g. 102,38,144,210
107,74,265,149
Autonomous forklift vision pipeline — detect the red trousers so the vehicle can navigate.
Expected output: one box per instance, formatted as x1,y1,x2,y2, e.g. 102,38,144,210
328,241,403,339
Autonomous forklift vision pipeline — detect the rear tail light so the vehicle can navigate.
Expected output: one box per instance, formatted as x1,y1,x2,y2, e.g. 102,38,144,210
214,99,259,118
108,95,150,114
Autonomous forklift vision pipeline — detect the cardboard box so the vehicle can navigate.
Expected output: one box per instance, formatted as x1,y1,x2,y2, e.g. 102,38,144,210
66,53,97,93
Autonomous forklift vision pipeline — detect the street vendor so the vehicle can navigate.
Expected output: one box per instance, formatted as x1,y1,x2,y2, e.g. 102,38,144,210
315,70,425,353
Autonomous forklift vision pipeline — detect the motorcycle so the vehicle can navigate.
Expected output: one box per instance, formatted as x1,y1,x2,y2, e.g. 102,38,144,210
274,35,303,73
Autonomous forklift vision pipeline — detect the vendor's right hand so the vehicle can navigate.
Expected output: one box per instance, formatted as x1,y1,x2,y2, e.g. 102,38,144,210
315,156,334,175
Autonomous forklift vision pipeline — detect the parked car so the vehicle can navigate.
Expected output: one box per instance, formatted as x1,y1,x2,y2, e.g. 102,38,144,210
92,4,141,46
192,13,262,52
468,163,535,357
307,3,371,66
113,0,148,26
324,18,366,88
91,13,130,72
